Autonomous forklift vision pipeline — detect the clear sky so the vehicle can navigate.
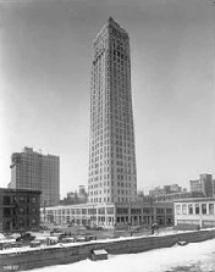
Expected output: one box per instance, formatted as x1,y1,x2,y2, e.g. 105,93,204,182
0,0,215,197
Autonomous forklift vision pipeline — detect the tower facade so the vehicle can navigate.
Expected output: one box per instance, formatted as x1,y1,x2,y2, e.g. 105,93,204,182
88,17,137,204
9,147,60,206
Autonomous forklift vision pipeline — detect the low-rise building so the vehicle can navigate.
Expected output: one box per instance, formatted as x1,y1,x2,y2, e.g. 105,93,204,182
41,201,173,229
174,197,215,229
0,188,41,233
151,191,204,202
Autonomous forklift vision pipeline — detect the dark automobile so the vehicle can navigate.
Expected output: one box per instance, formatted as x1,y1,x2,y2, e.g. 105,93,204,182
50,228,62,233
85,234,97,241
16,233,35,242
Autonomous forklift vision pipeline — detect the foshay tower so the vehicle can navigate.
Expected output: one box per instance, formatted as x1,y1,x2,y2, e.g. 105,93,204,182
88,17,137,204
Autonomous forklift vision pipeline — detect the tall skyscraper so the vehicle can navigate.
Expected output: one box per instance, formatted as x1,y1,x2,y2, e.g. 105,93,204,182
9,147,60,206
42,19,174,229
88,17,137,204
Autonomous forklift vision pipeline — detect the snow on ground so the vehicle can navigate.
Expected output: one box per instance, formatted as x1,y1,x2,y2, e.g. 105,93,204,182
0,229,192,255
28,238,215,272
0,228,214,255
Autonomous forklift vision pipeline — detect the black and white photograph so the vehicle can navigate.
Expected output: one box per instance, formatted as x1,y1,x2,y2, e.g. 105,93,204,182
0,0,215,271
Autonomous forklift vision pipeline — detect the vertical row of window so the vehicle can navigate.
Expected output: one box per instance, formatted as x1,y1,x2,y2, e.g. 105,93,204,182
89,29,136,203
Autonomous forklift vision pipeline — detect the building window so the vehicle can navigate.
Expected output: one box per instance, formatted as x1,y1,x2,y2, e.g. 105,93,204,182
98,208,105,214
31,197,37,203
166,208,172,214
19,196,25,203
31,219,36,225
202,204,207,215
19,207,25,214
3,196,11,205
195,204,200,215
156,208,164,214
3,208,11,217
176,205,181,215
209,203,214,215
182,204,187,215
107,207,114,214
188,204,193,215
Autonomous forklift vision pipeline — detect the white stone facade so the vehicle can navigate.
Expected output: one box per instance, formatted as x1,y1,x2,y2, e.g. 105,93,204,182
41,203,116,229
174,198,215,228
41,201,173,229
88,17,137,204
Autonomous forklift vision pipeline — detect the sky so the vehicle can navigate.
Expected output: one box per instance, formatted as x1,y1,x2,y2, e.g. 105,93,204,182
0,0,215,197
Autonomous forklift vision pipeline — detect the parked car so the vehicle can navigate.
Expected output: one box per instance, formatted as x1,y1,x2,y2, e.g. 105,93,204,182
30,240,41,247
46,236,58,245
85,234,97,241
16,232,35,242
60,237,75,243
50,228,62,233
0,239,16,250
75,235,86,242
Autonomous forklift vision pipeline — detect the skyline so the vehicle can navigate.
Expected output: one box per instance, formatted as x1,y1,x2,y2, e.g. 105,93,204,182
1,0,215,197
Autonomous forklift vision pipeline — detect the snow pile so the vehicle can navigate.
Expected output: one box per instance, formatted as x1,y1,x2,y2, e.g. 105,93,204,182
28,238,215,272
0,234,6,240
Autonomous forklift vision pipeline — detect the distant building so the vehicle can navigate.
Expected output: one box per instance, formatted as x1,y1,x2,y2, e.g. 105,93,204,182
149,184,185,199
137,190,144,200
78,185,88,202
163,184,184,194
60,185,88,205
190,174,213,197
9,147,60,206
174,197,215,229
0,188,41,233
190,179,202,193
149,191,204,202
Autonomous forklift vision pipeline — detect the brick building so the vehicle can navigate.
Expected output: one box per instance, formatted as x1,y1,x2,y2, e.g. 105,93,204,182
0,188,41,233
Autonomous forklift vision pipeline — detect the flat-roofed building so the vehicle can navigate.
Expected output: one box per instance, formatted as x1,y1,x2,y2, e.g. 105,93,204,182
41,201,173,229
174,197,215,229
9,147,60,206
0,188,41,233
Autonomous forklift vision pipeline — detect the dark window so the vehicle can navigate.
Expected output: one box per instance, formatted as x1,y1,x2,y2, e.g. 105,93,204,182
156,208,164,214
202,204,207,215
116,208,128,214
131,208,141,214
188,204,193,215
3,208,11,217
195,204,200,214
3,196,11,205
166,208,172,214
